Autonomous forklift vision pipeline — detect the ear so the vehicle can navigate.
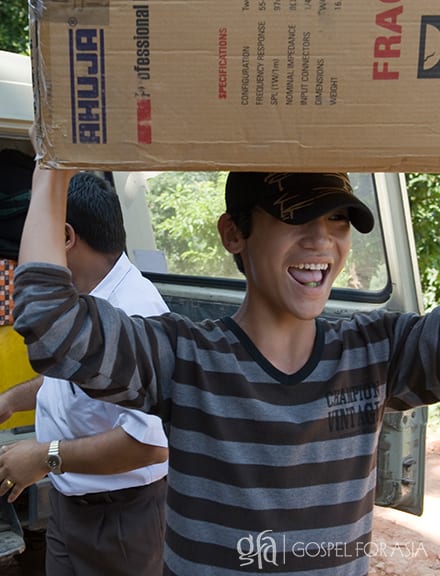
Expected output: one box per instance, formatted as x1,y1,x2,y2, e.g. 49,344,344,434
64,223,76,251
217,213,245,255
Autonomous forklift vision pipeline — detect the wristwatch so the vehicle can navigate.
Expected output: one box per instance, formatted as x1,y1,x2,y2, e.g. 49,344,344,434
47,440,63,474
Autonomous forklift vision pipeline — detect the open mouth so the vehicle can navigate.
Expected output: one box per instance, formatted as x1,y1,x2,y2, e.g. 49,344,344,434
288,263,330,288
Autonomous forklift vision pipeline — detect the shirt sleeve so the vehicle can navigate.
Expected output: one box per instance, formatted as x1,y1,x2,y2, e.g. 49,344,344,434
116,410,168,447
13,262,176,415
385,308,440,409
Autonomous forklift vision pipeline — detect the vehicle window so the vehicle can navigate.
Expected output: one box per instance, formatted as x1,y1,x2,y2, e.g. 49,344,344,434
333,173,388,293
145,171,388,295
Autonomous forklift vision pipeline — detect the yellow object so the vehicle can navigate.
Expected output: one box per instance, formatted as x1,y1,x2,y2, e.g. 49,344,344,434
0,325,36,429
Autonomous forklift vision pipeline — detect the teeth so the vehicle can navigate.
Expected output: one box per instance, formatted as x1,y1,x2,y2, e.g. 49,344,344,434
294,263,329,271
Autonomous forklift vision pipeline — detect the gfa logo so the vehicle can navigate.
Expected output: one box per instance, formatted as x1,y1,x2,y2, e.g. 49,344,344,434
418,16,440,78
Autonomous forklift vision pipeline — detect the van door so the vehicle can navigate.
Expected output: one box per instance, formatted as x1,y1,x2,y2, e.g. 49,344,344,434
374,174,427,516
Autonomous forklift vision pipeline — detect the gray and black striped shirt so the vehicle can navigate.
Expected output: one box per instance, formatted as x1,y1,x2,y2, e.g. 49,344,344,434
13,263,440,575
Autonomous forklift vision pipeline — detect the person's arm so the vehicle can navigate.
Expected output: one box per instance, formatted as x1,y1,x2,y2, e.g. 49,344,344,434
0,427,168,503
19,164,77,267
0,375,43,423
14,164,172,412
60,426,168,474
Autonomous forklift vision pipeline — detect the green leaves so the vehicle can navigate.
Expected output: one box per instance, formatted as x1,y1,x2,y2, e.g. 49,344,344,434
406,173,440,311
0,0,30,54
146,172,238,277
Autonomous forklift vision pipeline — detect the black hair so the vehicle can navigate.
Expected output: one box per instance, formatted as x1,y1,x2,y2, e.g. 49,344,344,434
66,172,126,254
228,210,253,275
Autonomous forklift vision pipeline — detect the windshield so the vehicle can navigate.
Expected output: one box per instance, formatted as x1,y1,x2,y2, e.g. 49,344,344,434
143,171,388,296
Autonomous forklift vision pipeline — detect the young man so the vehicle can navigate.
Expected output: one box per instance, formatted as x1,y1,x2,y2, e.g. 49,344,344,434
0,171,169,576
12,168,440,576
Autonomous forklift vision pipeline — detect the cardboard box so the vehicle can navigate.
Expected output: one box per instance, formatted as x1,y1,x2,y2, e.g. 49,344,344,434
30,0,440,171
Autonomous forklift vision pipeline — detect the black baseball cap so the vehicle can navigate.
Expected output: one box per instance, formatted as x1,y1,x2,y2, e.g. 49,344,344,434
225,172,374,234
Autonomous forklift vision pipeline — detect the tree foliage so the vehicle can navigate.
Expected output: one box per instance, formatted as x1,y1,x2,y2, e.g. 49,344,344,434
0,0,30,54
406,173,440,310
146,172,237,277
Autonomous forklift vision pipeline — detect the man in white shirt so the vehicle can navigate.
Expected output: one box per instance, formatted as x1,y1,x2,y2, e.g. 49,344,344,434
0,172,169,576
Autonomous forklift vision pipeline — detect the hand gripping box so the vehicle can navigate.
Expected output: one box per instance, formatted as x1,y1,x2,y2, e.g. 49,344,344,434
30,0,440,171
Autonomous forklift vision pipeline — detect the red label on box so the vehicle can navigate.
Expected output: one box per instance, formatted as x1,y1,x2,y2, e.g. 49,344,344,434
137,99,151,144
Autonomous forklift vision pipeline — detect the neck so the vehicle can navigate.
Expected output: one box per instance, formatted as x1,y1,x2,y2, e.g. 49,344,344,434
71,252,121,294
232,301,317,375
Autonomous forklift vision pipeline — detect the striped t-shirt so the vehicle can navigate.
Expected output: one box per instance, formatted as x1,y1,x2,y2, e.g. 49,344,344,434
13,263,440,576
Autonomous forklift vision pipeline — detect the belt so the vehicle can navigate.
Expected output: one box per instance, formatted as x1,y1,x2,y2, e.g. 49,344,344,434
65,477,166,506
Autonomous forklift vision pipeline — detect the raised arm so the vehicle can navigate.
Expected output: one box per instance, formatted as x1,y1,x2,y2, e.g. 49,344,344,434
13,163,170,413
19,165,77,267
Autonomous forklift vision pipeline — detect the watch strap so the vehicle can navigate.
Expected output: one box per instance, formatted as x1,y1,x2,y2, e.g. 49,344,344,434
47,439,63,474
48,439,60,457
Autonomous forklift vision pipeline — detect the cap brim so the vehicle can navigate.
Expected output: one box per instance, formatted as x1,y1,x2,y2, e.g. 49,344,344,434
262,192,374,234
347,204,375,234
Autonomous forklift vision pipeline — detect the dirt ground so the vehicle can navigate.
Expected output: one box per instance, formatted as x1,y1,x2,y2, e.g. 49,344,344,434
2,431,440,575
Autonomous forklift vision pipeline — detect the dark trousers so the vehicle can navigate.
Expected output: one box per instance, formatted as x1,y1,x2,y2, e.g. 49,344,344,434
45,478,167,576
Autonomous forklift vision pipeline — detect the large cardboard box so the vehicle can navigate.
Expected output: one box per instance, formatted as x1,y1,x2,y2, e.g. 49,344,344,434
30,0,440,171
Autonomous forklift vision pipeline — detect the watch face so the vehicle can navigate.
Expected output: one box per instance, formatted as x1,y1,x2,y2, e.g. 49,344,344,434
47,454,62,473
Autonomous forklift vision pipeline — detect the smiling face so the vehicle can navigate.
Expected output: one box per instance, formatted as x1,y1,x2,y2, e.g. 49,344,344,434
236,206,352,322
